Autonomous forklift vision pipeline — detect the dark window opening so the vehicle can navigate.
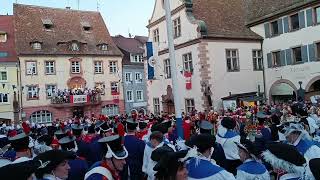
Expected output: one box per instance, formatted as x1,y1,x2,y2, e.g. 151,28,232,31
293,47,302,63
271,21,279,35
290,14,300,31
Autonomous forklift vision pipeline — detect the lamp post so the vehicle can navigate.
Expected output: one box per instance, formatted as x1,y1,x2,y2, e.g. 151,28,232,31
164,0,183,138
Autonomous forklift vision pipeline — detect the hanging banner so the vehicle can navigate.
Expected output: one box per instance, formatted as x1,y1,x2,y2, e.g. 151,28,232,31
146,42,155,80
184,71,192,90
70,95,89,104
112,91,120,104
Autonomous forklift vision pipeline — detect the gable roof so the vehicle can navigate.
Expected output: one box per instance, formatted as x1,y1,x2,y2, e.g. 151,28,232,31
13,4,122,56
112,35,145,54
245,0,319,26
0,15,17,62
189,0,261,40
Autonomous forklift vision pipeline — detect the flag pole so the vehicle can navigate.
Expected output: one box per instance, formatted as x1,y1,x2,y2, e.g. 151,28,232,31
164,0,183,138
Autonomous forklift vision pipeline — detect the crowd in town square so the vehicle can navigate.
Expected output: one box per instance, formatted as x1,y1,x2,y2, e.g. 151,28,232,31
1,100,320,180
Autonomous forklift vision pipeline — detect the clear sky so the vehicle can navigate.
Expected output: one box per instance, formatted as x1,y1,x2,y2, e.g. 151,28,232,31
1,0,155,37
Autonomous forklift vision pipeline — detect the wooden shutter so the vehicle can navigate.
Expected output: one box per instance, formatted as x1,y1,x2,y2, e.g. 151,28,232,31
267,53,272,68
283,17,289,33
286,49,292,65
278,19,283,34
264,23,271,38
306,9,313,27
302,45,308,62
299,11,306,29
308,44,316,62
280,50,286,66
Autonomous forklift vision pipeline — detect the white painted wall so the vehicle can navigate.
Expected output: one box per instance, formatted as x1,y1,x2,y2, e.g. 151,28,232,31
20,56,123,108
250,7,320,99
207,41,264,110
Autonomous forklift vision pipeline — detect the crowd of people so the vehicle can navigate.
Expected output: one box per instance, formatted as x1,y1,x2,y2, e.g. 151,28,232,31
51,88,100,104
0,100,320,180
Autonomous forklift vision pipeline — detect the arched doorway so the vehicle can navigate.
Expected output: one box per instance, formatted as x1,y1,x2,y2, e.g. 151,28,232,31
305,76,320,103
67,76,86,89
30,110,53,124
269,80,297,104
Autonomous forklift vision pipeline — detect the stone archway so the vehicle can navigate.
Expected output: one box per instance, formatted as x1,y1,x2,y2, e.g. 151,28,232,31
67,76,86,89
269,79,298,104
305,76,320,92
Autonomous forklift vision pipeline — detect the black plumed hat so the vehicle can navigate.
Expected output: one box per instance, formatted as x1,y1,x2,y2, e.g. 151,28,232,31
8,133,30,151
221,117,236,129
126,119,138,131
0,159,41,179
98,135,128,159
198,121,213,134
185,134,215,153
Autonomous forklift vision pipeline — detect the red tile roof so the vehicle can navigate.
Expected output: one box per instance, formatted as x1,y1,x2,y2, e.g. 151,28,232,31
191,0,261,40
13,4,122,56
112,35,145,54
0,15,17,62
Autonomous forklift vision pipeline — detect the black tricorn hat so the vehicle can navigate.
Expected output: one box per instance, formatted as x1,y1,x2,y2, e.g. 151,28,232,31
221,117,236,129
37,134,53,146
126,119,138,131
309,158,320,179
236,139,261,158
0,159,41,179
71,124,83,136
185,134,215,153
8,132,30,151
198,121,213,134
98,135,128,159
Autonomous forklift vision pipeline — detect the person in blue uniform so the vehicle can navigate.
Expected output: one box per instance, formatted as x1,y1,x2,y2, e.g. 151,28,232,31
284,123,320,160
82,124,103,166
123,119,146,180
8,131,33,162
235,140,270,180
71,123,88,160
0,158,42,179
34,149,76,180
59,135,89,180
216,117,241,175
85,135,128,180
198,120,227,168
186,134,235,179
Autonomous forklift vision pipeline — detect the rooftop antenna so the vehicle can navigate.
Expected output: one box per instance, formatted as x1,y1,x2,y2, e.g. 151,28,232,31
128,28,132,38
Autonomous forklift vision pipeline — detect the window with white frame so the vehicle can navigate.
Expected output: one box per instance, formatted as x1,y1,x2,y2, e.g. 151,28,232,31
100,44,108,51
226,49,240,72
164,59,171,78
45,61,55,74
0,93,8,103
94,61,103,74
71,42,79,51
153,98,160,115
153,28,159,43
27,85,39,99
125,72,132,83
173,17,181,38
31,42,42,50
0,71,7,81
316,7,320,24
185,99,195,113
110,82,118,93
71,61,81,73
102,105,119,116
135,72,143,83
109,61,117,74
30,110,52,124
133,54,143,63
136,90,143,101
26,61,37,75
272,51,281,67
46,85,56,98
252,50,263,71
0,33,7,42
126,90,133,102
183,53,193,72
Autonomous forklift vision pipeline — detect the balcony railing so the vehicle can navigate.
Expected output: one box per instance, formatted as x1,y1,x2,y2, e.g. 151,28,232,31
51,94,101,107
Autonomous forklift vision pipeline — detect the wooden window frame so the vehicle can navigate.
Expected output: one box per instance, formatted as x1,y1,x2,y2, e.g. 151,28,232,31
26,84,39,100
252,50,263,71
25,60,38,76
45,84,57,99
226,49,240,72
94,61,104,74
44,60,56,75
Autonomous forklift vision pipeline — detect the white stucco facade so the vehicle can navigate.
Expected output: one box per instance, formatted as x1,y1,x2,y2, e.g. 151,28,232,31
249,4,320,103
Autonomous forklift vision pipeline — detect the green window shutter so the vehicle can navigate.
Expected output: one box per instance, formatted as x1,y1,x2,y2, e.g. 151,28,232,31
299,11,306,29
302,45,308,62
306,9,313,27
308,44,316,62
280,50,286,66
267,53,272,68
264,23,270,38
286,49,292,65
278,19,283,34
283,17,289,33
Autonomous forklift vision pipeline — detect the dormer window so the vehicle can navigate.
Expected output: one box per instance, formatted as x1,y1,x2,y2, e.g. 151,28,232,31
0,32,7,42
42,19,53,30
71,42,79,51
97,43,108,51
31,42,42,50
81,22,92,31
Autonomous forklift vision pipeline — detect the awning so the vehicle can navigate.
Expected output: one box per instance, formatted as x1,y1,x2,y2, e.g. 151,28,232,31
221,91,258,100
271,83,294,96
240,96,266,102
